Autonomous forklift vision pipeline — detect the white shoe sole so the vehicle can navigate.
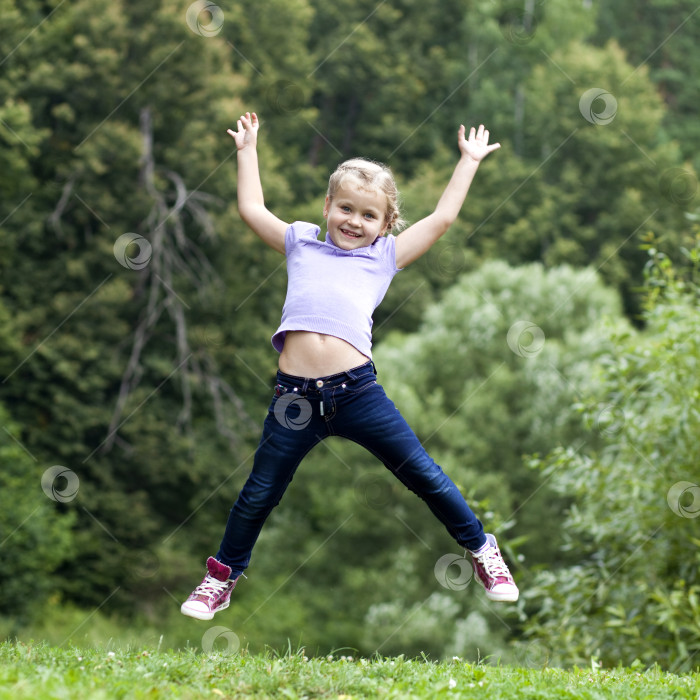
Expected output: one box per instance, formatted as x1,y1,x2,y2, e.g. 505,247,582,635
484,589,519,602
180,600,229,620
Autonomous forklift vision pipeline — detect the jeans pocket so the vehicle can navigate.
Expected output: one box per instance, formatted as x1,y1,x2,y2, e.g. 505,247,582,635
341,375,378,395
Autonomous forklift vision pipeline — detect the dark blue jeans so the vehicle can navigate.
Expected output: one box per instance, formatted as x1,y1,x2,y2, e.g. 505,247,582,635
216,361,486,576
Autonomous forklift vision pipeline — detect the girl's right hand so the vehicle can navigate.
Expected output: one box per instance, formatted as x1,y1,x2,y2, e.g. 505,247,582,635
227,112,259,150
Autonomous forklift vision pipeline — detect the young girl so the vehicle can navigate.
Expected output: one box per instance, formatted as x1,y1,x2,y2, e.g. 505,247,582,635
181,112,518,621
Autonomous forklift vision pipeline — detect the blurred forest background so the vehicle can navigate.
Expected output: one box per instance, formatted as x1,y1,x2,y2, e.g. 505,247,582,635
1,0,699,671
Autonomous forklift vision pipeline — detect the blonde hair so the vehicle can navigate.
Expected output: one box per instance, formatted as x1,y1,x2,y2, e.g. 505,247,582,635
326,158,406,233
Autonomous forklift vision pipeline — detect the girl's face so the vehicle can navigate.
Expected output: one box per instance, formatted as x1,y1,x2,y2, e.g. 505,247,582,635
323,183,388,251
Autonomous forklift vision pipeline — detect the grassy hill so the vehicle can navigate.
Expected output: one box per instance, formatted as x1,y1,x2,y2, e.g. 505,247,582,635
1,641,699,699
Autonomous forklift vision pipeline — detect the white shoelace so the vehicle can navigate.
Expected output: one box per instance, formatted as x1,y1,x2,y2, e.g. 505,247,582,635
194,574,231,599
475,547,511,579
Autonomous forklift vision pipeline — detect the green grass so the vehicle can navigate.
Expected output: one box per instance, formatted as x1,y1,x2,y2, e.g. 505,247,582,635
1,642,699,699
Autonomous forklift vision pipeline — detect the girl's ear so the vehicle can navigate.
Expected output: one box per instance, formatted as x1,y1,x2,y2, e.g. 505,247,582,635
381,213,392,236
323,195,331,218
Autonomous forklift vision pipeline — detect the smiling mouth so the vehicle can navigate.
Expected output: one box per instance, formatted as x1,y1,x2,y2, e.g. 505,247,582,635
340,228,361,238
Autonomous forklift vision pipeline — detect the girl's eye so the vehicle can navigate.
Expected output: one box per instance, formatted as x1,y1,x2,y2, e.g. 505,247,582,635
364,213,375,219
341,206,351,212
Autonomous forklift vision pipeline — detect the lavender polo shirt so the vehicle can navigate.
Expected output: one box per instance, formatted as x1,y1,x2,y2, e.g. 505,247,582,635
271,221,401,358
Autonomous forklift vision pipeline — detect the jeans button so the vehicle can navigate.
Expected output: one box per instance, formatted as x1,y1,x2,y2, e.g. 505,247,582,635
316,380,324,388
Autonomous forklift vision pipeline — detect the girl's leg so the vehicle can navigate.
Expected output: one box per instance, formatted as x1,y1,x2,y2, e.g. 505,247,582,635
216,392,324,576
333,378,486,552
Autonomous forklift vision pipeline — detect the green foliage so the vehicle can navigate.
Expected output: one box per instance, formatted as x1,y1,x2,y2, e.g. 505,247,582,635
0,404,75,623
0,0,263,613
2,0,700,668
472,39,694,316
594,0,700,174
522,243,700,672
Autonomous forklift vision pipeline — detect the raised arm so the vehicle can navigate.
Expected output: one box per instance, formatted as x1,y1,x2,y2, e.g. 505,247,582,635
227,112,288,254
394,124,500,269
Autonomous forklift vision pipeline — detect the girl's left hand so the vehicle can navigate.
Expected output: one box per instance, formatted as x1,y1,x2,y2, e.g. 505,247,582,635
459,124,500,162
227,112,259,151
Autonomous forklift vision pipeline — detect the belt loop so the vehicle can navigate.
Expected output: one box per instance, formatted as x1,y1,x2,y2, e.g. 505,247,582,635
301,378,310,393
370,360,377,375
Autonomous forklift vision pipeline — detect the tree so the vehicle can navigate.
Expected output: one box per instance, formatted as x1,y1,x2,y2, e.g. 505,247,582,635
0,402,76,625
595,0,700,174
465,39,695,318
522,239,700,672
0,0,269,612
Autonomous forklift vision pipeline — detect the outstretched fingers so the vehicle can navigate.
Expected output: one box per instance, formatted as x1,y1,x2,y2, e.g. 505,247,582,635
459,123,501,161
226,112,260,147
241,112,258,130
226,118,245,140
461,124,491,143
471,124,490,143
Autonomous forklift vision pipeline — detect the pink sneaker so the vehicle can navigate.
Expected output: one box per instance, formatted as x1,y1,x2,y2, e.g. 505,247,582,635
470,534,519,602
181,557,238,620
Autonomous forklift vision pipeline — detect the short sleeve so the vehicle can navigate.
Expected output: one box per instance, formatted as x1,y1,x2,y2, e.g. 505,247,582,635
285,221,321,256
375,233,401,274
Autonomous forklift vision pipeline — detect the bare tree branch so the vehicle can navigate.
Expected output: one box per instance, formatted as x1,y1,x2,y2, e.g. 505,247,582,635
48,173,77,237
101,106,247,454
